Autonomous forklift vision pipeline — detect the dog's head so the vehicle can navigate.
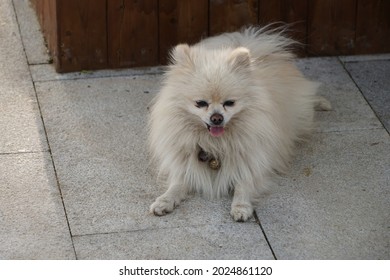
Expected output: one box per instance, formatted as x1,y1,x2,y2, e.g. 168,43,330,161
168,44,255,137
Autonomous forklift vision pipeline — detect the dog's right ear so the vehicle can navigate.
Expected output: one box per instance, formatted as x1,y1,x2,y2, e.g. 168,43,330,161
228,47,251,72
170,44,193,67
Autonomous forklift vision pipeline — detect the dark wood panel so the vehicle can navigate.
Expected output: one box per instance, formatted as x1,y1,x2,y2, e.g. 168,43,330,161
159,0,208,64
30,0,390,72
307,0,357,56
258,0,307,25
258,0,308,54
56,0,107,72
209,0,258,35
355,0,390,54
108,0,158,68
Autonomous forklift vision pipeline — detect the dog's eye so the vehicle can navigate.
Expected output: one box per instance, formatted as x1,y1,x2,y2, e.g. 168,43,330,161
195,100,208,108
223,100,235,107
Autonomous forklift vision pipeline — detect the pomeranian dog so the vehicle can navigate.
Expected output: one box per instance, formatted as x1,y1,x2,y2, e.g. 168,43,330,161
148,26,331,222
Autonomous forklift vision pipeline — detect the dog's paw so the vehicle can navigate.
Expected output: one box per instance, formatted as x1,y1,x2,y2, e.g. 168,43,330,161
150,196,178,216
230,204,253,222
315,96,332,111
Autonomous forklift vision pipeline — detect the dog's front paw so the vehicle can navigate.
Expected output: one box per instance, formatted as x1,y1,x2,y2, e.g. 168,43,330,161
150,195,178,216
230,204,253,222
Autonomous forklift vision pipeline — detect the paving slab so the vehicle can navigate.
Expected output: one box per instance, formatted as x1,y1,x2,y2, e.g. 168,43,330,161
0,84,47,154
30,63,165,83
0,0,72,260
35,56,388,260
0,0,47,154
6,0,389,260
73,223,273,259
0,1,31,89
12,0,50,65
339,53,390,63
0,152,75,259
296,57,382,133
344,59,390,133
255,129,390,259
35,75,259,239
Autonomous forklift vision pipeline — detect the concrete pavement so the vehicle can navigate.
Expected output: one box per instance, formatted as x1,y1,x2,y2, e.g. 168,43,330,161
0,0,389,259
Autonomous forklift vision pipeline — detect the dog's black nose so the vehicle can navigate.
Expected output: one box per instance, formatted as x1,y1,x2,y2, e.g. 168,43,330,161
210,113,224,125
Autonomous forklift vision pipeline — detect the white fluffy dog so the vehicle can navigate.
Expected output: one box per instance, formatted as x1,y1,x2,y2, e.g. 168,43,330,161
148,26,330,222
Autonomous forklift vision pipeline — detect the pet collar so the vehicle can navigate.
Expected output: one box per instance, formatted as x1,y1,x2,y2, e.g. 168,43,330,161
198,148,221,170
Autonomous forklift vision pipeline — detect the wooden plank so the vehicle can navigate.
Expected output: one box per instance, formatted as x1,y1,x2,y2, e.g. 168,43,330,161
31,0,389,71
258,0,308,55
159,0,208,64
56,0,107,72
258,0,307,25
307,0,357,56
355,0,390,54
209,0,258,35
108,0,158,68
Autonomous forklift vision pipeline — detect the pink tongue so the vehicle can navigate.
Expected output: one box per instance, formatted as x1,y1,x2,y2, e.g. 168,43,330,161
210,126,225,137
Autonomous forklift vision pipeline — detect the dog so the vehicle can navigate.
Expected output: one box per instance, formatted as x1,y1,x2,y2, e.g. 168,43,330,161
148,26,331,222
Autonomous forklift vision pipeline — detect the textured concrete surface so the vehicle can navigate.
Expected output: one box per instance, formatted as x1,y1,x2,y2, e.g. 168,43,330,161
73,223,273,260
0,83,47,153
0,0,72,259
30,63,165,83
0,153,75,259
12,0,50,65
255,130,390,259
296,57,382,133
344,59,390,133
0,0,47,154
1,0,389,260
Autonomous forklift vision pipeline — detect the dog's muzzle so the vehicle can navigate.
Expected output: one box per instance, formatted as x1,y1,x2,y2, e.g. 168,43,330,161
207,113,225,137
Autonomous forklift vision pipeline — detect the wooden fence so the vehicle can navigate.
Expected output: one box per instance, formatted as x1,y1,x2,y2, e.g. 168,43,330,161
31,0,390,73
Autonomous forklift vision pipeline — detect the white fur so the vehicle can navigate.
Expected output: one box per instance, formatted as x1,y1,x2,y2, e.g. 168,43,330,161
148,26,330,221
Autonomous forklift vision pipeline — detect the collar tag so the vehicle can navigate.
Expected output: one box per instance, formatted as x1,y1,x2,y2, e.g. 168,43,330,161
198,149,221,170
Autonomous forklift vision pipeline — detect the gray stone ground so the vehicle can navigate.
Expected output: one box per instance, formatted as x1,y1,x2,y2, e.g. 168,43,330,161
0,0,389,259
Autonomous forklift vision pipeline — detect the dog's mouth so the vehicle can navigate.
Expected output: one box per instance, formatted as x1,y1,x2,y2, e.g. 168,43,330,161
206,124,225,137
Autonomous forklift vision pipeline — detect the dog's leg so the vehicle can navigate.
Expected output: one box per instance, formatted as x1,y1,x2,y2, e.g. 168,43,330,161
230,183,254,222
150,180,188,216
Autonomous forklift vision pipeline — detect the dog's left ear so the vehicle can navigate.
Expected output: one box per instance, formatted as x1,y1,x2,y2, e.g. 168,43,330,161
170,44,193,67
228,47,251,71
